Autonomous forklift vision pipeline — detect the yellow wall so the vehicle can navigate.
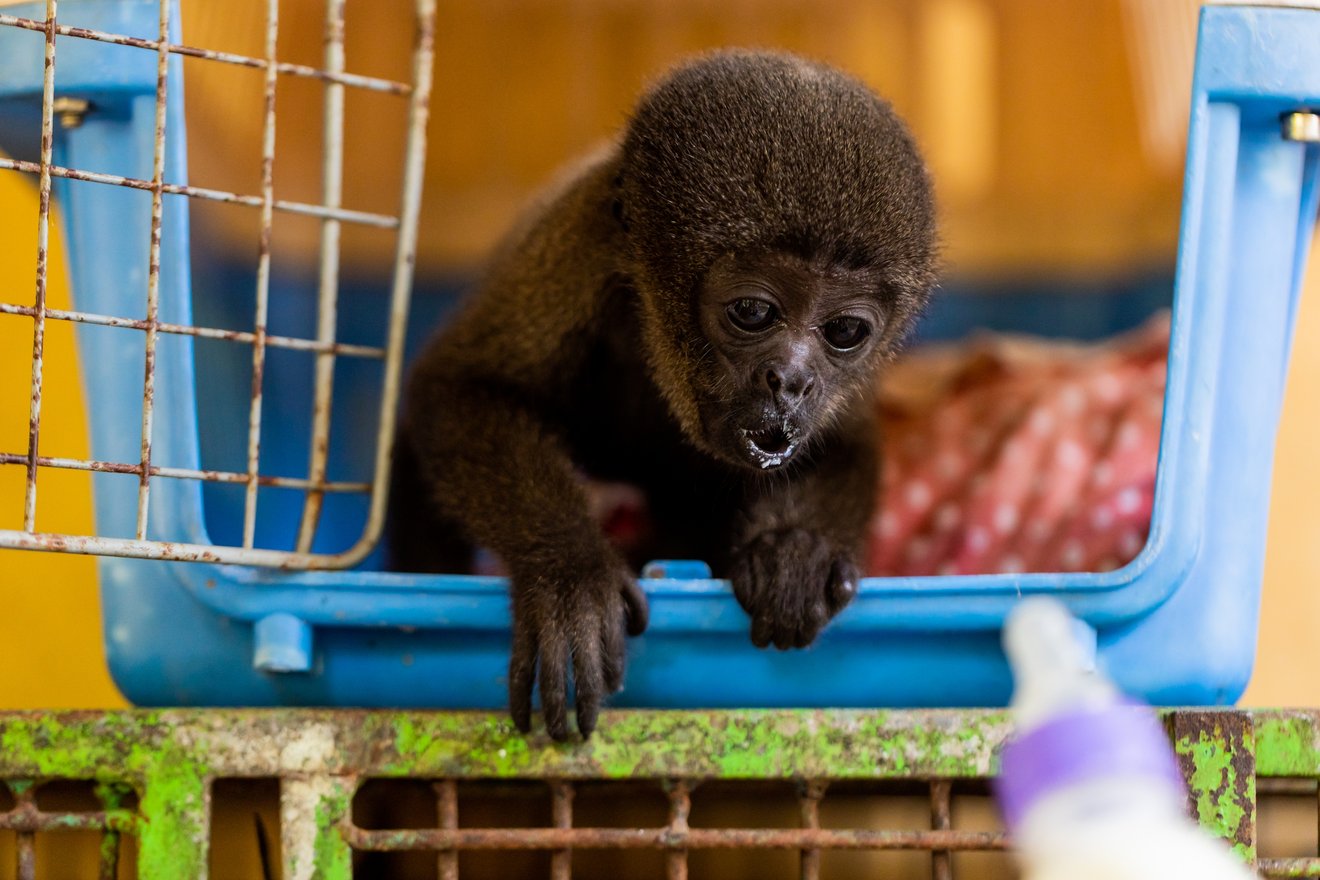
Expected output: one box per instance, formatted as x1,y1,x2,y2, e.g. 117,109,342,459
0,172,125,708
1241,232,1320,706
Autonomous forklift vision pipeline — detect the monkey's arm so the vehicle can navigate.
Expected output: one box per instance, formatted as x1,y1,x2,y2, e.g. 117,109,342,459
404,384,646,738
728,403,878,649
401,151,646,740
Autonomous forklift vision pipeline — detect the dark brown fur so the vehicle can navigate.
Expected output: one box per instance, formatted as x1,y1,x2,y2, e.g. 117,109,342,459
392,50,937,740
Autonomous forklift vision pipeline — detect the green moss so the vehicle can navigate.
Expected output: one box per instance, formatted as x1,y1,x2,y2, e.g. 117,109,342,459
1176,724,1255,862
313,783,355,878
1253,713,1320,777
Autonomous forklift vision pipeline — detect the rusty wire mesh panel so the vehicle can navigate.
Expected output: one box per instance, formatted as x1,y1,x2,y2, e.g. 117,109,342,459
0,779,138,880
0,0,435,569
346,777,1012,880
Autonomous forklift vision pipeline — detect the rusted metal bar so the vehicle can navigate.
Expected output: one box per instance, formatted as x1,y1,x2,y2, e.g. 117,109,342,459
0,810,136,832
0,11,411,95
12,782,36,880
0,451,370,493
281,775,353,880
95,782,131,880
134,0,171,540
798,779,826,880
664,781,690,880
550,781,574,880
343,0,437,566
0,709,1018,781
241,0,280,550
0,156,400,229
1258,858,1320,877
930,779,953,880
17,833,35,880
0,302,385,358
1172,710,1257,864
435,780,458,880
23,0,58,534
344,826,1012,852
295,0,349,553
98,834,120,880
0,529,321,567
1246,778,1315,795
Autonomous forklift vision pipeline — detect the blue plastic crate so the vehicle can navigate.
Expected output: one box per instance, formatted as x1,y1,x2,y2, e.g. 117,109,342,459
0,2,1317,708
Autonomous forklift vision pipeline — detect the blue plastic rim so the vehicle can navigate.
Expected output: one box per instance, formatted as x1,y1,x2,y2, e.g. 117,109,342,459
0,3,1317,708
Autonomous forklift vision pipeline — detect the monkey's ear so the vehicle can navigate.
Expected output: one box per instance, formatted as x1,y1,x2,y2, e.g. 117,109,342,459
611,174,630,233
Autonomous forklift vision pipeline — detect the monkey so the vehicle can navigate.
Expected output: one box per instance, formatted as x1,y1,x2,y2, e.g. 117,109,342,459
390,49,938,741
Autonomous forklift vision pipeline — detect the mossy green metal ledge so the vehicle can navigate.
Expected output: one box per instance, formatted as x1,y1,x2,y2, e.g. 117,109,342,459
0,709,1314,879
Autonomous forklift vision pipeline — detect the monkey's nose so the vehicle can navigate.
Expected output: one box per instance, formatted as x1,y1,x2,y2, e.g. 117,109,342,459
765,366,815,409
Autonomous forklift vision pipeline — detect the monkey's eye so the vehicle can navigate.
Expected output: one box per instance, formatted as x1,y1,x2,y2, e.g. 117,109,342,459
821,316,871,351
726,298,777,332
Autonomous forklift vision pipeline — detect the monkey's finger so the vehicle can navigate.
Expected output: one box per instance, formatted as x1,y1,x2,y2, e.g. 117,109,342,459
571,626,606,739
539,629,571,742
602,611,627,693
621,578,649,636
508,622,537,733
794,602,828,648
826,559,859,613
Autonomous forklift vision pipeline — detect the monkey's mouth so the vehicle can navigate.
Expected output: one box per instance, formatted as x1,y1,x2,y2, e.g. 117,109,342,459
738,423,800,469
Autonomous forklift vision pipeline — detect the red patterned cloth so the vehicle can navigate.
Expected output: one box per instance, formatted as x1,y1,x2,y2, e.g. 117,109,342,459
867,312,1168,576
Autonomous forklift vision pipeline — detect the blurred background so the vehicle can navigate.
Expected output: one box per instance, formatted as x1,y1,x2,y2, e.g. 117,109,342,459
0,0,1319,872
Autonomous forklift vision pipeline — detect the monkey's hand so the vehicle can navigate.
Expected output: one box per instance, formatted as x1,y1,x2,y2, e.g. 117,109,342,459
728,528,859,650
508,560,649,741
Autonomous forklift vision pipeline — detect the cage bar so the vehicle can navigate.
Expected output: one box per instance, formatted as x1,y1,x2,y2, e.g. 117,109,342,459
241,0,280,550
664,780,690,880
134,0,170,541
0,452,370,493
95,782,130,880
11,785,34,880
0,155,400,227
0,0,436,568
22,0,58,535
0,302,386,357
0,11,411,95
347,0,437,568
295,0,349,553
343,825,1012,851
798,779,826,880
930,779,953,880
435,780,458,880
550,781,574,880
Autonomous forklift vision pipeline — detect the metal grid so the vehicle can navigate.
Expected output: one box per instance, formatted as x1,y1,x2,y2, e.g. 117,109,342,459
346,778,1009,879
1,708,1313,879
0,0,436,569
0,780,136,879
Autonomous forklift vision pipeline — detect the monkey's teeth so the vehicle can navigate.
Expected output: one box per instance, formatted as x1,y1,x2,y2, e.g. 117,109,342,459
739,427,799,469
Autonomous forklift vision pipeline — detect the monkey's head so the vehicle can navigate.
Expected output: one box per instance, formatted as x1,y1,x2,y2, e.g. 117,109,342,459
618,49,937,471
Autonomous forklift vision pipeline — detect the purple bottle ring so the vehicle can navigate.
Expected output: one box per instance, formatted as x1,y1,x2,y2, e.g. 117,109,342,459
994,702,1185,833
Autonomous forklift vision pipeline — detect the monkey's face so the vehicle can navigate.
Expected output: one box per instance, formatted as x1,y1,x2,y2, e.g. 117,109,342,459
691,254,888,471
